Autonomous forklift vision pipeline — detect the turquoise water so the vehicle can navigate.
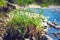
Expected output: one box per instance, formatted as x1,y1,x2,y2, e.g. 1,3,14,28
43,9,60,40
43,9,60,25
28,8,60,40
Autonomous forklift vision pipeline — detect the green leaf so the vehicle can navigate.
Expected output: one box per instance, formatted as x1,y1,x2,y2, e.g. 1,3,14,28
18,29,22,33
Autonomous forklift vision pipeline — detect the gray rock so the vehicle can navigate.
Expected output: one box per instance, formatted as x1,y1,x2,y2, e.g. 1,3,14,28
0,37,3,40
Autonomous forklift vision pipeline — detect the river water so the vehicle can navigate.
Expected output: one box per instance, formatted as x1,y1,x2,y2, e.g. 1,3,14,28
27,8,60,40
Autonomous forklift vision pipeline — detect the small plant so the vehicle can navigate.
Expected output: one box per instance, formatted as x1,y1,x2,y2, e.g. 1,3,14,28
7,9,44,39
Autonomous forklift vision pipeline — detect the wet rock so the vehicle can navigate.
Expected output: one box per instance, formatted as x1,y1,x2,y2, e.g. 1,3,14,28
42,34,53,40
52,33,60,37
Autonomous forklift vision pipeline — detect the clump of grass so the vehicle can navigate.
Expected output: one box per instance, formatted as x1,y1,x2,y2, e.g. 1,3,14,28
41,4,48,7
7,9,44,39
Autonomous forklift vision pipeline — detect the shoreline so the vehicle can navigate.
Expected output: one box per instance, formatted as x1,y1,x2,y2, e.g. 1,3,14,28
25,4,60,9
